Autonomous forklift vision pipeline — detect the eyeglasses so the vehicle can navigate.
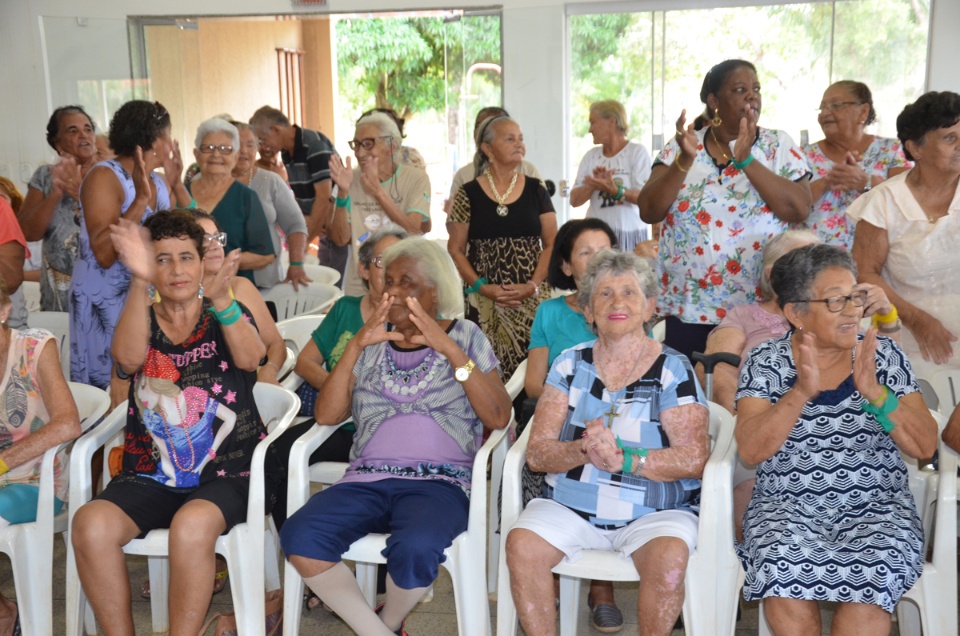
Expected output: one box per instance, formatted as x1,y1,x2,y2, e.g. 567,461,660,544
817,101,863,113
198,144,235,155
372,256,384,269
202,232,227,247
804,290,867,313
348,136,391,151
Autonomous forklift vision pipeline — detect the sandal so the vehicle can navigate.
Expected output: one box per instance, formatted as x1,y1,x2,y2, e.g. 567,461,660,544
303,590,322,612
375,602,408,636
588,600,623,634
140,561,228,599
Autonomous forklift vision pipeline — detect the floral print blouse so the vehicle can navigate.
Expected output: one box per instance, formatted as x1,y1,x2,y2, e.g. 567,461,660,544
654,127,811,326
802,137,910,249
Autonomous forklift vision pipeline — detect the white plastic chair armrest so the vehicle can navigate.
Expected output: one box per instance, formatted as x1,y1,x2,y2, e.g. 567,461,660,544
932,436,958,571
287,420,352,515
280,371,305,393
68,402,128,513
245,386,300,529
467,427,508,536
500,422,532,536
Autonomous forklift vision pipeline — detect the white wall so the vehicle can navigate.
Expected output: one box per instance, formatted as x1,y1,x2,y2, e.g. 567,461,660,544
2,0,955,209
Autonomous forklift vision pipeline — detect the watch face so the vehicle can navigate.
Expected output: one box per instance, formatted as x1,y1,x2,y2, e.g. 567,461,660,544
455,367,469,382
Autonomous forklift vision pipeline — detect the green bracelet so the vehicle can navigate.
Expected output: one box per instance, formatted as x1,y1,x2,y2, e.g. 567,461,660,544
615,184,625,201
617,438,648,474
732,154,755,171
289,261,304,267
861,386,899,434
465,277,488,295
187,197,198,210
335,195,351,208
210,300,242,326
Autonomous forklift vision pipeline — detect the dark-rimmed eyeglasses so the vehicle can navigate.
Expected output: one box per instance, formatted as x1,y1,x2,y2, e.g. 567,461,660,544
817,101,863,113
198,144,235,155
803,290,867,313
203,232,227,247
348,136,391,151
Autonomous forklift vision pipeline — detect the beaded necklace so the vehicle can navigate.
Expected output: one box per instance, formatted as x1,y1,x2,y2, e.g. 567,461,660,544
382,347,443,397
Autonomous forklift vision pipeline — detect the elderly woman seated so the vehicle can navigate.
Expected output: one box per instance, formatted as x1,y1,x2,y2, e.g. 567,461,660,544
71,210,273,635
0,275,81,634
280,237,512,636
736,244,937,635
506,251,710,636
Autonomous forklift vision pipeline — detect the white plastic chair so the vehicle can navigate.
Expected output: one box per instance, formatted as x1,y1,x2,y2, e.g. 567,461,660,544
753,409,957,636
276,315,325,391
496,402,738,636
262,281,342,321
928,369,960,412
65,383,300,636
29,311,71,377
280,249,319,269
21,281,40,313
0,382,108,636
283,423,509,636
302,264,341,286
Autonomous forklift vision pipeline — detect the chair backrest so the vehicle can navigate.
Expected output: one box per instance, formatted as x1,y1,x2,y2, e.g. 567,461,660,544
68,382,110,431
302,264,341,286
30,311,71,377
928,369,960,412
253,382,300,433
505,358,527,401
261,282,342,321
276,314,325,358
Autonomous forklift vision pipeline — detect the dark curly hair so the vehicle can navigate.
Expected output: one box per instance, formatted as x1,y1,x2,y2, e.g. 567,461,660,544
143,209,206,259
830,80,877,126
896,91,960,161
770,244,856,312
45,105,95,151
108,100,171,157
694,59,757,130
547,218,619,291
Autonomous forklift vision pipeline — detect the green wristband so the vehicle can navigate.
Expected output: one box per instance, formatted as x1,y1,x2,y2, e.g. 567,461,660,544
465,277,488,295
335,195,351,208
187,197,198,209
289,261,304,267
861,386,899,434
732,154,755,171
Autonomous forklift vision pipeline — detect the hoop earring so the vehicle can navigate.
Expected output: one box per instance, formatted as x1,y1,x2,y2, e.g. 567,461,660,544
712,114,722,128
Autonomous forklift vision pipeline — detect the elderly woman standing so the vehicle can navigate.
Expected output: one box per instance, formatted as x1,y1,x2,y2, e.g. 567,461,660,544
281,238,511,636
849,91,960,380
804,81,911,249
70,100,177,396
187,117,274,284
72,210,271,635
19,106,99,311
638,59,812,361
570,100,653,253
0,275,81,634
230,121,310,290
328,112,431,297
448,115,557,380
507,251,709,636
736,244,936,635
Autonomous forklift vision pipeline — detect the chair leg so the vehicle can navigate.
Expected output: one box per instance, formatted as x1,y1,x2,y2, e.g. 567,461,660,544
447,551,491,636
9,530,52,636
895,598,923,636
65,536,94,636
222,531,267,636
494,543,518,636
558,575,582,636
282,559,305,636
355,562,378,607
147,556,170,634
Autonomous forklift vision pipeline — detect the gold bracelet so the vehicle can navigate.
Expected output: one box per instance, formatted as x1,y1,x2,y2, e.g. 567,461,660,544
675,156,691,173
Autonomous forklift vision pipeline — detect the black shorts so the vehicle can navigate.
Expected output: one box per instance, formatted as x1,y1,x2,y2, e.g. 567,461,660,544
94,476,251,538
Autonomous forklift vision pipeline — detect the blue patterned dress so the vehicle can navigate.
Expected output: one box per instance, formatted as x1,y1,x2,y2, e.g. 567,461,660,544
69,160,168,389
735,332,924,613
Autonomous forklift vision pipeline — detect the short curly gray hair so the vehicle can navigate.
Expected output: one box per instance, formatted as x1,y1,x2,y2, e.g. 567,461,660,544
381,237,463,319
194,117,239,152
577,250,657,330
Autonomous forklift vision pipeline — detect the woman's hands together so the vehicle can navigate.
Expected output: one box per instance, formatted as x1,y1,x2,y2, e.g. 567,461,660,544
581,417,624,473
853,328,886,403
353,293,404,350
51,154,82,200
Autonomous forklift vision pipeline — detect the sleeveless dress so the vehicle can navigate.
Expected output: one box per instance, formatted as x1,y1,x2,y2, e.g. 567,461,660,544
69,160,169,389
735,333,924,612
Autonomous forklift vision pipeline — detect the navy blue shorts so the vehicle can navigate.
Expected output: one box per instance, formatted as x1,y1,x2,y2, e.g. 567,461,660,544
280,478,469,589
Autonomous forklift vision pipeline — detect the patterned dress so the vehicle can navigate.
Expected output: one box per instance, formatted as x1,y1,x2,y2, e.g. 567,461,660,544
802,137,910,249
69,160,168,389
654,128,810,326
28,164,82,311
449,177,554,381
735,333,924,613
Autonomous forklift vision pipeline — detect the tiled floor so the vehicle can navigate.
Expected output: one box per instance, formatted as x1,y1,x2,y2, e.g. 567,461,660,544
1,536,905,635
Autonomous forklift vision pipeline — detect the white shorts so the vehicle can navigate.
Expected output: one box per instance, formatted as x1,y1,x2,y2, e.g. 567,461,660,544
510,498,699,565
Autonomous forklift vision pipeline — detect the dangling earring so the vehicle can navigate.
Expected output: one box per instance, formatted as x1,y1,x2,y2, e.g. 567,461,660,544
198,283,204,299
148,285,161,304
711,113,722,128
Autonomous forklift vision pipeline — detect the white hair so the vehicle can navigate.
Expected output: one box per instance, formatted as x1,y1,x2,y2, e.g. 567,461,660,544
194,117,240,152
381,237,463,319
355,112,402,164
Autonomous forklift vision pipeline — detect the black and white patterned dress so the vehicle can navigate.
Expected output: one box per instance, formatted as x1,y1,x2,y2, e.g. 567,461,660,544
735,332,923,613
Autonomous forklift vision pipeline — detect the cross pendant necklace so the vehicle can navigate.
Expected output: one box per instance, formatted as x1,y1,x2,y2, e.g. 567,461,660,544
595,338,648,428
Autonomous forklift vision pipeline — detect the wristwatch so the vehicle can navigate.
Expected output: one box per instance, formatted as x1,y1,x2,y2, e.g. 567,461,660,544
454,359,476,383
634,453,648,474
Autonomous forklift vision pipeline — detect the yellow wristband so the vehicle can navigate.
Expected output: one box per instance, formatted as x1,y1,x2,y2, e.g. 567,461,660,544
872,306,899,326
0,458,9,476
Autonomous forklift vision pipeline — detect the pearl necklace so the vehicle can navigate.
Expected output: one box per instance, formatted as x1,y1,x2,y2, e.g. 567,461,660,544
485,167,519,217
157,392,204,472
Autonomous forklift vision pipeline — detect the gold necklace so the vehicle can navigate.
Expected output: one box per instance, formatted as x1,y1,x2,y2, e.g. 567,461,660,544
710,125,733,162
484,167,519,217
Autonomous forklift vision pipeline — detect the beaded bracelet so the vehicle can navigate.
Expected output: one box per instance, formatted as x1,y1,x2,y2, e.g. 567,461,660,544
465,277,488,295
862,386,899,434
732,154,755,171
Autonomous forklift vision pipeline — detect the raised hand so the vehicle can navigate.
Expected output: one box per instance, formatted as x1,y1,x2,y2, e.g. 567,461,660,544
404,296,456,354
353,293,403,350
358,156,381,193
163,140,184,189
329,154,354,195
205,249,241,303
793,331,821,401
132,147,152,205
674,109,698,162
109,218,155,282
733,110,758,164
853,327,885,403
854,283,894,319
52,154,82,200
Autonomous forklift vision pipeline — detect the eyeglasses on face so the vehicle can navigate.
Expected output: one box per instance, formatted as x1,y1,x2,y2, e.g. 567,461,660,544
371,256,384,269
804,290,867,313
202,232,227,247
198,144,235,155
348,136,391,151
817,101,863,113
